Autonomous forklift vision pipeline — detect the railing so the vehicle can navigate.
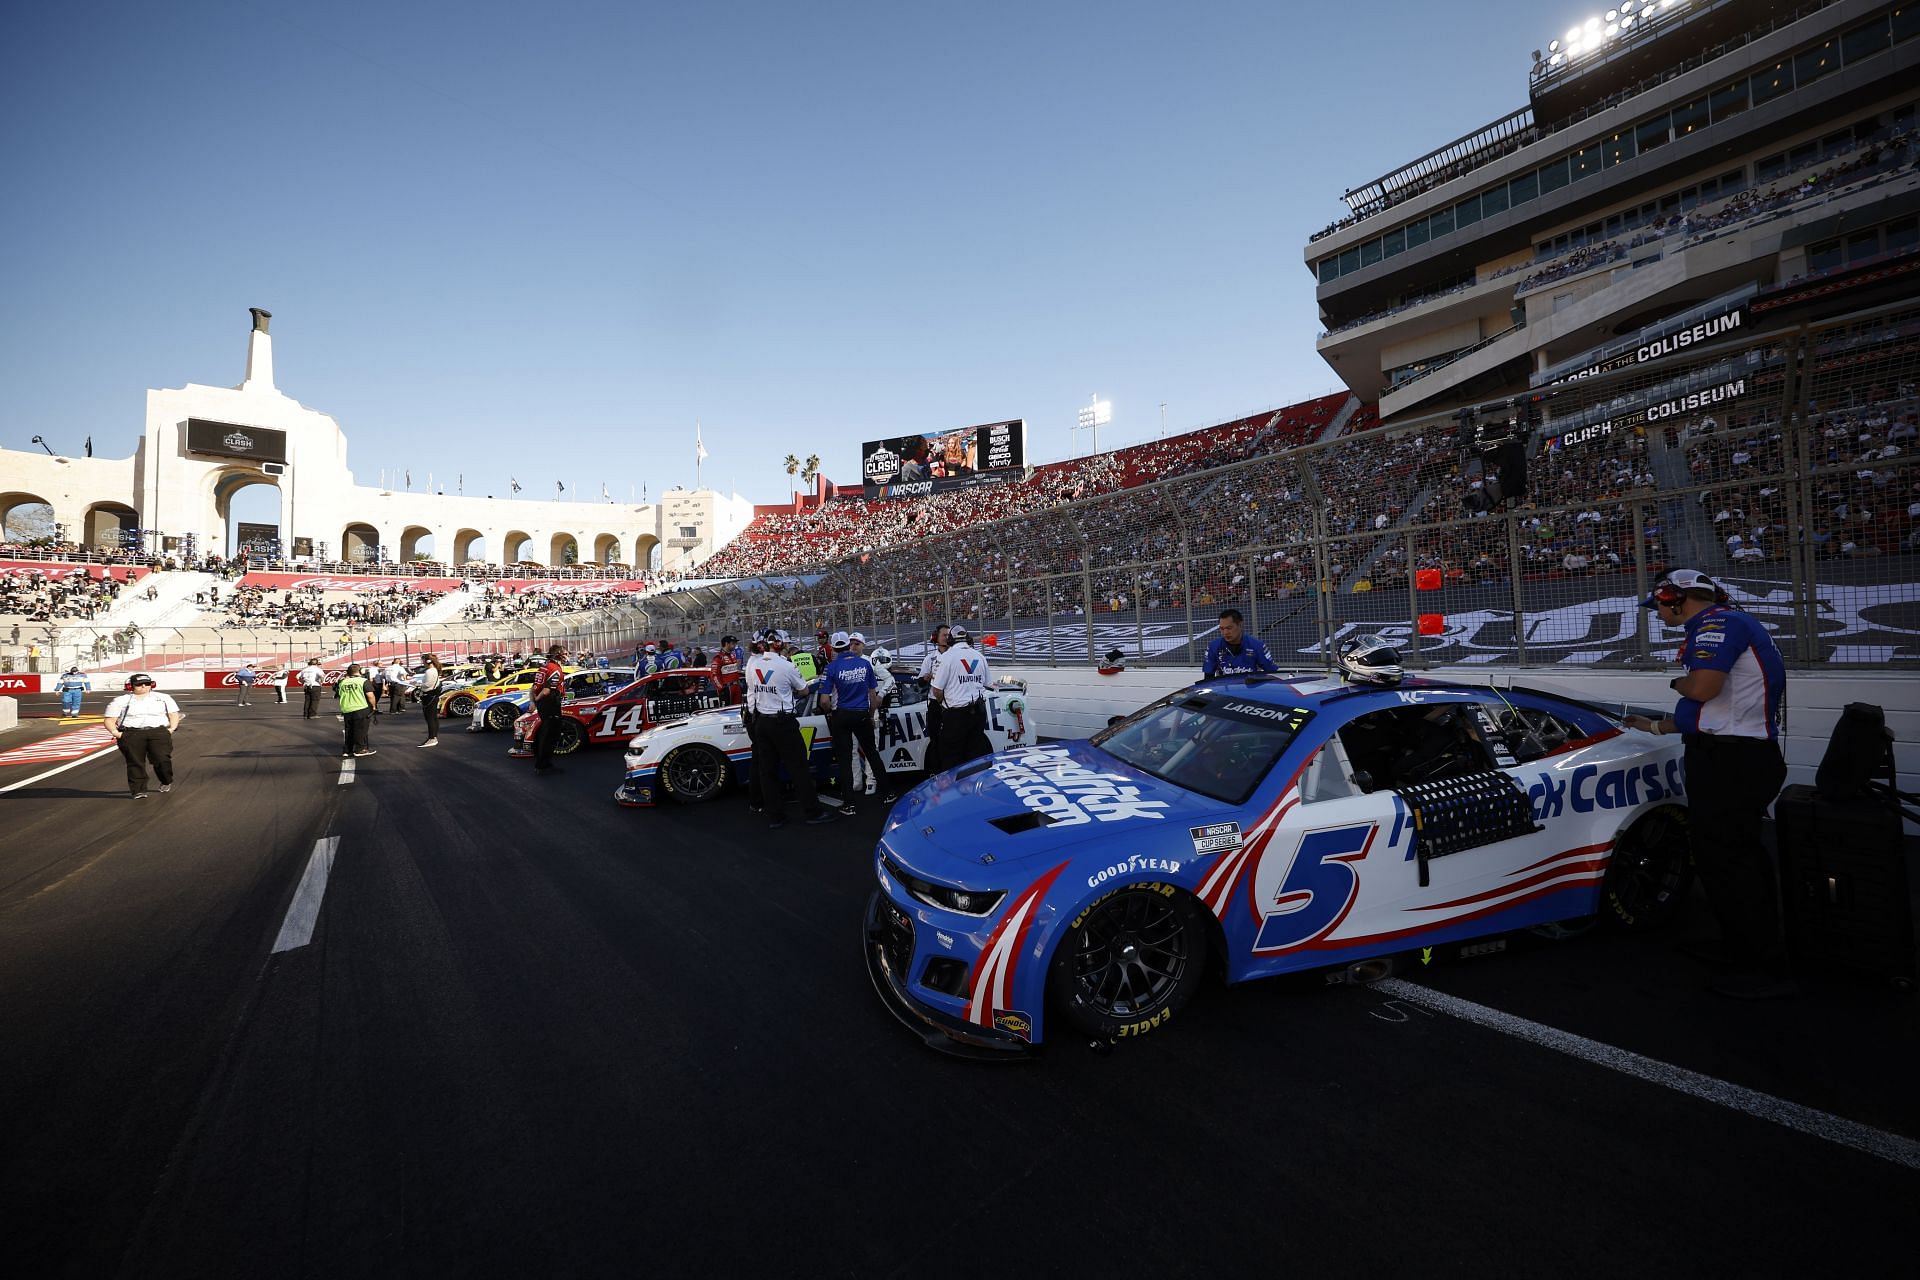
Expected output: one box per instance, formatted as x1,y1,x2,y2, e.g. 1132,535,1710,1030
643,302,1920,674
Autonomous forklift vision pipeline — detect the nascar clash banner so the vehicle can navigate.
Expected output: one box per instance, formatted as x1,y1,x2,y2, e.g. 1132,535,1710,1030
861,419,1026,500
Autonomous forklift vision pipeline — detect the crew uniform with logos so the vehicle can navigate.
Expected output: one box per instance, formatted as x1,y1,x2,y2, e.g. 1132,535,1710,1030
917,625,953,773
821,632,891,813
1628,570,1791,990
744,632,834,826
56,667,89,717
104,676,181,798
1202,632,1280,679
531,647,568,773
930,628,992,768
714,636,745,704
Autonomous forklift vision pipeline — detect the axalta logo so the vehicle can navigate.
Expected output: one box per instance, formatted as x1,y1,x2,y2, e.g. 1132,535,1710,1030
1086,854,1183,889
990,745,1169,828
223,430,255,450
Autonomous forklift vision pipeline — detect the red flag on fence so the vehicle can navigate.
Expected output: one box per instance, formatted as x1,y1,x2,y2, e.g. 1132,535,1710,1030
982,634,998,648
1415,568,1443,591
1417,613,1445,636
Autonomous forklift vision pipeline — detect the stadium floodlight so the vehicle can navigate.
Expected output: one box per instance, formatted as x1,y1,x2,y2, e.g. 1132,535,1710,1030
1076,396,1113,455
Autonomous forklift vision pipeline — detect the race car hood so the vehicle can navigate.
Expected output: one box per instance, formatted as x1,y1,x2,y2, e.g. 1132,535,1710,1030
889,740,1219,867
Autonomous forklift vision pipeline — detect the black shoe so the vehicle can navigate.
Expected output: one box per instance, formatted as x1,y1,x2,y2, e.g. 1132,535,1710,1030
881,792,898,804
1677,939,1744,971
132,792,148,800
747,804,765,814
838,803,858,816
805,810,838,825
767,818,788,829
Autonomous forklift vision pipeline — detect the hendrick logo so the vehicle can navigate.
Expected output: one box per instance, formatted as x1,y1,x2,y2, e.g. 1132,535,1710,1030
223,430,256,451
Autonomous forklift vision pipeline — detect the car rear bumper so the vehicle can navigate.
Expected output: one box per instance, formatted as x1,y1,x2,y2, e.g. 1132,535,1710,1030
863,891,1030,1061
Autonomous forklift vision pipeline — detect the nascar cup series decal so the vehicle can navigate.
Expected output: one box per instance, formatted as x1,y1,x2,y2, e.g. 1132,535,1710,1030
1189,821,1242,855
989,745,1170,827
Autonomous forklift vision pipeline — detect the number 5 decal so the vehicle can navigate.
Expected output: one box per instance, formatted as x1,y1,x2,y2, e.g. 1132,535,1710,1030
1251,822,1375,953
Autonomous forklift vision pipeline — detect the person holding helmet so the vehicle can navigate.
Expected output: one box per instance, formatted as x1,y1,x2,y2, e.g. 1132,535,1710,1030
821,631,892,814
743,629,835,828
1624,569,1792,998
917,624,954,772
930,624,992,768
1337,633,1405,686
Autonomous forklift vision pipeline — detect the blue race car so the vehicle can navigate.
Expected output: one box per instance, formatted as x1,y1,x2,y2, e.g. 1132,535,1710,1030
865,672,1691,1057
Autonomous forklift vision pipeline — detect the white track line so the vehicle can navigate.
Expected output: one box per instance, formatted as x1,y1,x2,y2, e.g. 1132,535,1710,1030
338,757,355,785
271,837,339,954
1376,977,1920,1171
0,746,120,794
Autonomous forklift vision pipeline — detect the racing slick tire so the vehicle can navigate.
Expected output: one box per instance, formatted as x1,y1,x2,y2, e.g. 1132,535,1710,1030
1601,805,1693,933
553,716,585,755
1047,883,1206,1041
445,692,477,719
660,743,727,804
485,702,519,732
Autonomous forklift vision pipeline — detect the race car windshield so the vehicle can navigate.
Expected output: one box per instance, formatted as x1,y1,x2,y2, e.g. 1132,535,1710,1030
1091,696,1311,805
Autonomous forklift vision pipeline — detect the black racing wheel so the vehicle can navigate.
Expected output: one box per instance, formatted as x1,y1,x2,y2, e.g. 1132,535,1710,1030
661,743,728,803
485,701,519,732
1048,884,1206,1040
553,717,585,755
1602,806,1693,932
445,692,477,719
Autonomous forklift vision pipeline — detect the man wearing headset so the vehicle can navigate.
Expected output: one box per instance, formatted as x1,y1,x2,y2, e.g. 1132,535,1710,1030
1623,569,1792,998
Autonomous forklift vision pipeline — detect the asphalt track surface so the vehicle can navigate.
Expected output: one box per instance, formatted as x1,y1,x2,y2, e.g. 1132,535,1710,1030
2,692,1916,1277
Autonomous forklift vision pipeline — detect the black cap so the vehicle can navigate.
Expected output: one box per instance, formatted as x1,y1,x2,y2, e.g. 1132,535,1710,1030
130,674,156,686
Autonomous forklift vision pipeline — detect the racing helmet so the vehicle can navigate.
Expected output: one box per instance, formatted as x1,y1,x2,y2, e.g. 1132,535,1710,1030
1337,633,1404,686
868,646,892,665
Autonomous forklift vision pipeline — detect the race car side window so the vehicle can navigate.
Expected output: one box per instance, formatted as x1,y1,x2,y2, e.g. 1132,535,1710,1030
1337,705,1498,792
1300,744,1357,803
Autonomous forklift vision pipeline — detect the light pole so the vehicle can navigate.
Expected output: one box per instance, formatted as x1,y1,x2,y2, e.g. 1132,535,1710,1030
1076,396,1112,457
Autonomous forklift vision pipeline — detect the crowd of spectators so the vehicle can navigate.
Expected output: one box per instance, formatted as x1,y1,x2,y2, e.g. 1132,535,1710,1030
217,582,447,630
461,583,645,621
0,564,130,623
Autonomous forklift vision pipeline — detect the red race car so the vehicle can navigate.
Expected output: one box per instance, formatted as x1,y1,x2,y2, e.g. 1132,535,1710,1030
510,667,733,757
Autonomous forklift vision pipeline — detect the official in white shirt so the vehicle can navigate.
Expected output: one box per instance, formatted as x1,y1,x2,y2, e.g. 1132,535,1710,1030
383,660,411,714
917,624,954,774
104,674,183,799
743,629,834,828
929,625,992,768
298,658,326,719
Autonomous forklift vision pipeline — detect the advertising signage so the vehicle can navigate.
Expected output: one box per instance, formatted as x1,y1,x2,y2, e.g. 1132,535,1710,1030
186,418,288,464
861,418,1026,500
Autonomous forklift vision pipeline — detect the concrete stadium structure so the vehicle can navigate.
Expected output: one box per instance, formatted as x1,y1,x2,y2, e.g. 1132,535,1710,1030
1308,0,1920,420
0,309,752,571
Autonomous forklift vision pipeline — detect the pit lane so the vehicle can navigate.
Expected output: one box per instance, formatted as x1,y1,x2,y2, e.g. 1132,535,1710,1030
0,693,1913,1276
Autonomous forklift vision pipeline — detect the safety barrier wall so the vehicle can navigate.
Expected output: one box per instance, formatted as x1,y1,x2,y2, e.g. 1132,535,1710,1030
648,300,1920,675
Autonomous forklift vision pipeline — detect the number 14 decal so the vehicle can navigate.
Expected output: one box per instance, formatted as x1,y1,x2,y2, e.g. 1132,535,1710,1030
597,704,651,737
1251,822,1375,953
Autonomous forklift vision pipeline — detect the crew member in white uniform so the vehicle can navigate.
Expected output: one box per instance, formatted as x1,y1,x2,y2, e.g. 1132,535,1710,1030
104,674,183,799
930,624,992,768
916,624,953,773
743,629,834,828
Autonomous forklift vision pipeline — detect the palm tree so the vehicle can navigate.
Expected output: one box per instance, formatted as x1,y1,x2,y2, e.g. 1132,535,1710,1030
783,454,800,492
801,453,820,489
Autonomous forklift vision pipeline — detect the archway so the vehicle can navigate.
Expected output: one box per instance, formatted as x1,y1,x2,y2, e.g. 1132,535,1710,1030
503,530,532,565
342,522,382,564
83,502,139,551
549,532,579,567
632,532,660,571
593,533,622,565
400,525,435,562
215,472,282,560
0,492,56,542
453,528,486,565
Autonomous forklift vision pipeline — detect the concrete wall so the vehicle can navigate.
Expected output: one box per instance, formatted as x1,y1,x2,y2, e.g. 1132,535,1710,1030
1015,662,1920,823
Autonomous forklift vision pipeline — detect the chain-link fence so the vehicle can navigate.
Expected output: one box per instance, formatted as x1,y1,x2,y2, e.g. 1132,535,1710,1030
644,300,1919,673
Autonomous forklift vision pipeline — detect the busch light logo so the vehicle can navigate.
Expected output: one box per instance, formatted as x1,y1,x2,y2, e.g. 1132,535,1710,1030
223,430,256,452
864,446,900,483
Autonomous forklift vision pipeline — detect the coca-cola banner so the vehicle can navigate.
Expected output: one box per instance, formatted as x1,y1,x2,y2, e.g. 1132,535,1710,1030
235,573,464,592
0,560,149,582
492,579,650,595
202,668,332,689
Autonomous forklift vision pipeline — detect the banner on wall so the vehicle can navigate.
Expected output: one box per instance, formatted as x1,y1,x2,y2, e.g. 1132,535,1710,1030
0,560,148,582
861,419,1026,500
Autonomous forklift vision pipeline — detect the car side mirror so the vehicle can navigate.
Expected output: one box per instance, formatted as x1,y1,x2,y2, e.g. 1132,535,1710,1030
1352,769,1377,793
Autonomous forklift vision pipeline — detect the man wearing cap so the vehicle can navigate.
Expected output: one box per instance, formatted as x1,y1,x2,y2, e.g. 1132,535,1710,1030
56,666,89,718
104,674,183,798
1624,569,1792,997
917,624,954,773
821,630,893,814
848,634,896,797
743,630,834,827
234,660,258,706
714,634,745,705
531,644,568,774
298,657,326,718
930,624,993,769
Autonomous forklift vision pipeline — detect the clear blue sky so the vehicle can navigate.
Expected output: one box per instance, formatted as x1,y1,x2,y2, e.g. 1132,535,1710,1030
2,0,1558,530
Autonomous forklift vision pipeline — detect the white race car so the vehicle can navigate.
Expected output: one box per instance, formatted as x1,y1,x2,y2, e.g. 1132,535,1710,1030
615,678,1031,807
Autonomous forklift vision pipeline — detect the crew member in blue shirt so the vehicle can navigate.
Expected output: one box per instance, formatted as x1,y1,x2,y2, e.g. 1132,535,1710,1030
1624,569,1791,998
56,666,89,717
1201,608,1280,679
821,631,891,814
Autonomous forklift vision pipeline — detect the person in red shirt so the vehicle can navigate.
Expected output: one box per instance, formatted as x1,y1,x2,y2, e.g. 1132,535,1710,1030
714,633,745,705
531,644,568,774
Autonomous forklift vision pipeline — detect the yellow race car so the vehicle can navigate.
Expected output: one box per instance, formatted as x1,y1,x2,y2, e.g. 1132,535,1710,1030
438,665,576,719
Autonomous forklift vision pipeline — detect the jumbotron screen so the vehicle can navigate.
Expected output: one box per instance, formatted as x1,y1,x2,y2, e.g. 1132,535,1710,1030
860,418,1025,500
